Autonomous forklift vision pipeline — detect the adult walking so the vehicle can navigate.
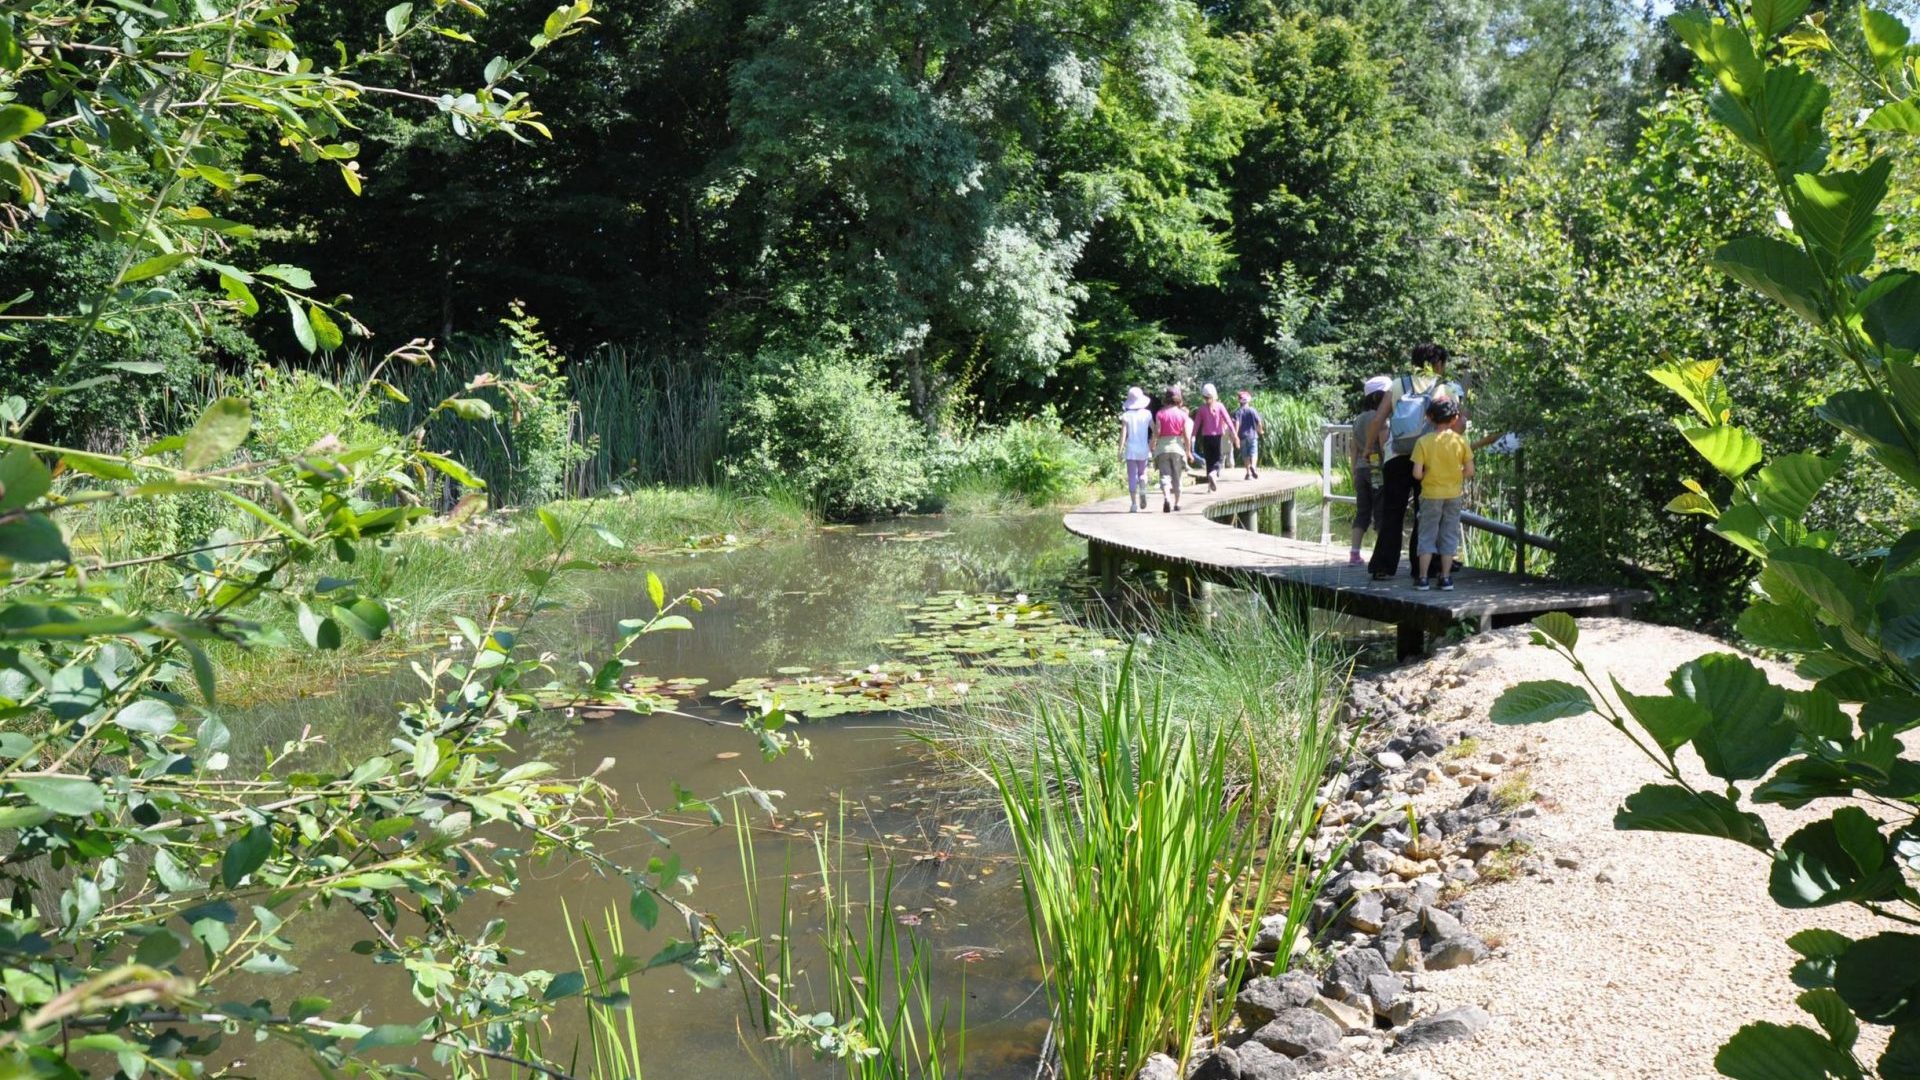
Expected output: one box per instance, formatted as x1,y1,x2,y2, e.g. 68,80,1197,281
1367,344,1464,580
1193,383,1237,492
1118,386,1154,513
1152,386,1193,513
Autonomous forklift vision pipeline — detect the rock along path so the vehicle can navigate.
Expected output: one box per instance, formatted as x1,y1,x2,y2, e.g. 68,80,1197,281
1340,618,1888,1080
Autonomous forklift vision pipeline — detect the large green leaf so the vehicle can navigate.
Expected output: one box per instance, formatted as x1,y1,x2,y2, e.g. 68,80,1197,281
182,397,252,470
1751,0,1812,37
1713,1022,1862,1080
1611,679,1711,753
1862,276,1920,352
1531,611,1579,651
1771,813,1904,908
1755,66,1830,177
0,446,51,512
1737,601,1824,652
1834,932,1920,1025
1681,424,1764,479
1669,654,1793,781
1884,1024,1920,1080
1488,680,1594,725
12,777,106,816
1711,235,1827,324
1711,503,1772,559
1613,782,1771,850
1796,989,1858,1051
1766,547,1869,629
1864,8,1912,74
0,515,69,565
1867,98,1920,135
1791,160,1892,271
220,825,272,888
1671,10,1764,98
0,104,45,143
1818,389,1920,489
1647,359,1730,426
1752,453,1842,521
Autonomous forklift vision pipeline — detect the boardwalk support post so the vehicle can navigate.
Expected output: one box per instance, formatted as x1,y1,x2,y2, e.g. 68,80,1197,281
1396,619,1425,660
1279,495,1297,539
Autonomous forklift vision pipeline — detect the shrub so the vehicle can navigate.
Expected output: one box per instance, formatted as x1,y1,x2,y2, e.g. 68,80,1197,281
1144,339,1264,398
247,364,398,460
731,348,931,520
1491,11,1920,1080
936,410,1109,509
1249,390,1327,467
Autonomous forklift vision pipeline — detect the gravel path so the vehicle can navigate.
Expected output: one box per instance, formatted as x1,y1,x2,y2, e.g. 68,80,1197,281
1341,618,1887,1080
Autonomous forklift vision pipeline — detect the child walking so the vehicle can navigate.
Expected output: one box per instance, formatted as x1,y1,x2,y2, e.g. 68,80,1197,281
1118,386,1154,513
1153,386,1193,513
1411,397,1473,591
1193,384,1236,491
1235,391,1265,480
1348,376,1389,565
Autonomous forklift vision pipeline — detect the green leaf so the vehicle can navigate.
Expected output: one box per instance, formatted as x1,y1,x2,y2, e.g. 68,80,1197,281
446,398,495,421
122,252,191,284
0,445,52,511
0,514,59,564
647,570,665,612
1864,279,1920,354
354,1023,425,1051
183,397,251,470
1790,929,1854,960
221,274,260,316
1666,491,1718,516
0,104,45,143
134,928,184,968
418,452,485,489
1791,161,1892,270
1648,359,1730,425
1670,654,1793,782
538,507,564,543
1531,611,1578,651
645,615,693,632
306,305,344,352
1750,0,1811,38
112,699,178,736
287,296,317,354
220,826,271,888
1670,10,1764,98
1866,99,1920,135
12,777,105,816
1488,680,1594,725
1771,815,1903,908
1611,679,1711,753
330,600,390,641
1613,782,1771,849
629,886,659,930
1712,236,1827,323
256,264,316,290
1882,1024,1920,1080
1681,425,1764,479
1753,453,1843,521
412,733,440,779
0,806,52,829
1711,503,1772,559
1713,1021,1862,1080
1834,932,1920,1025
542,970,586,1001
1767,547,1869,628
384,1,413,34
1864,8,1911,74
1737,602,1825,652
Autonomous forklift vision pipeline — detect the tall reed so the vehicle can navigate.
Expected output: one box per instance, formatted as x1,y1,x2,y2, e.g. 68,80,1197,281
561,899,648,1080
978,647,1318,1079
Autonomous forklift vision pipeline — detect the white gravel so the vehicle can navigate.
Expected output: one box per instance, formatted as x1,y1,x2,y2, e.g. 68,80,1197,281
1340,618,1888,1080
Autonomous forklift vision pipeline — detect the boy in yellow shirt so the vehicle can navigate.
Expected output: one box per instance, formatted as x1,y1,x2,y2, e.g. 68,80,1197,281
1410,398,1473,591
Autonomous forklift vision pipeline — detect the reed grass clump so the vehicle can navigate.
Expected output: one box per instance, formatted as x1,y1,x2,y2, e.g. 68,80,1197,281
972,612,1344,1079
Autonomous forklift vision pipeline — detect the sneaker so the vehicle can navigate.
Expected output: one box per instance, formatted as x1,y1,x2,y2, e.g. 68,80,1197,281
1129,503,1139,513
1162,496,1171,513
1348,551,1364,566
1370,571,1392,582
1415,578,1431,591
1207,476,1218,492
1139,491,1149,510
1440,577,1455,591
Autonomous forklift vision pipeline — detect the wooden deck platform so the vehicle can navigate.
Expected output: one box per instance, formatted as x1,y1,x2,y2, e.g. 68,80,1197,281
1065,471,1651,657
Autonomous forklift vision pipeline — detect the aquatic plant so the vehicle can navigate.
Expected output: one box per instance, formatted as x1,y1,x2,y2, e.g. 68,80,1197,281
712,591,1120,718
982,646,1335,1079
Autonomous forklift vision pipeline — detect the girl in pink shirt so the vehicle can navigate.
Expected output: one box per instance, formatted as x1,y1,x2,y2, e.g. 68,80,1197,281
1193,383,1239,492
1152,386,1193,512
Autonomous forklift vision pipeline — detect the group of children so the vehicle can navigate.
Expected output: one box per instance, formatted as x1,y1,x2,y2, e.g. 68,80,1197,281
1117,359,1473,590
1118,383,1265,514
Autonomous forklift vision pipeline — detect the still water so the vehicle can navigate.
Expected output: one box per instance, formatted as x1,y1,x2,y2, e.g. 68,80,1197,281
244,514,1092,1078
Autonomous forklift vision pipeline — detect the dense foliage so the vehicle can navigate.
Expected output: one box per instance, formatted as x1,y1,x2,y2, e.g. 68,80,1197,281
1492,4,1920,1077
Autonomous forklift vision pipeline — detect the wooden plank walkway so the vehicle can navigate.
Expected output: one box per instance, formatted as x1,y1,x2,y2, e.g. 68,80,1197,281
1065,471,1652,657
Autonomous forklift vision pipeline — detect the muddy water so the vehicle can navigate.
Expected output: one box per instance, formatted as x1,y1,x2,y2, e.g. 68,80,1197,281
247,514,1087,1078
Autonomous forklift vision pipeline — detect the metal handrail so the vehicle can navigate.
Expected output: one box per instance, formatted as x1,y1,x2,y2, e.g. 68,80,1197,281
1317,422,1559,566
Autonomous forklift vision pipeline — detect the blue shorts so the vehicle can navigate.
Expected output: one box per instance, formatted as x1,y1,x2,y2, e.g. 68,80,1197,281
1240,435,1259,464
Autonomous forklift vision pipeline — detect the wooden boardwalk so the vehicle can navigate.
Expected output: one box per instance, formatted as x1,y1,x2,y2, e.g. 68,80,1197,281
1065,471,1651,657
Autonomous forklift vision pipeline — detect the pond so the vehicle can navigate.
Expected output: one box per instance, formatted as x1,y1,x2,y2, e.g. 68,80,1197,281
242,513,1103,1078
